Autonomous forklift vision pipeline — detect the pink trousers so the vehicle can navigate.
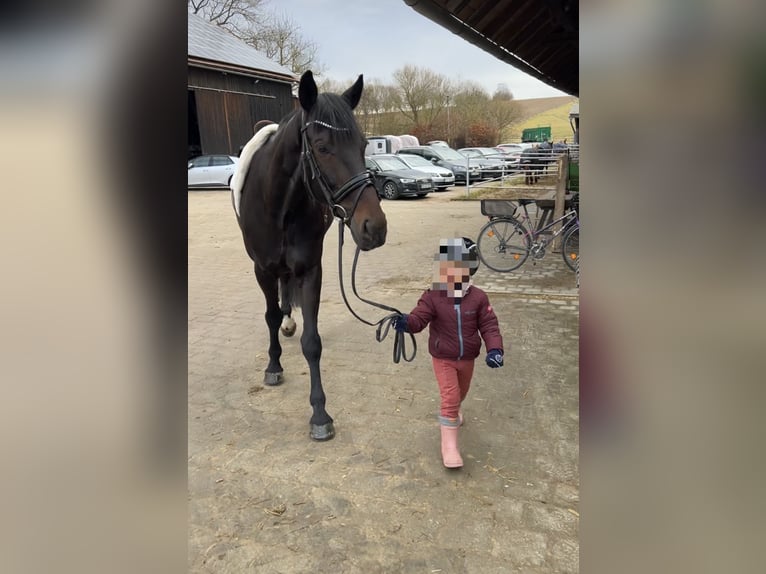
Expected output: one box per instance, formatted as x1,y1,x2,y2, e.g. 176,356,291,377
431,357,475,426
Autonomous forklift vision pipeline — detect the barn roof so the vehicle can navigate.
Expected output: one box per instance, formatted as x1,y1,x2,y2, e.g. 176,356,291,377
403,0,578,96
187,12,297,84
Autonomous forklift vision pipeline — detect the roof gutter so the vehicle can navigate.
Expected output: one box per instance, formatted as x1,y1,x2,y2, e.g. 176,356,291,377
402,0,576,96
188,57,298,85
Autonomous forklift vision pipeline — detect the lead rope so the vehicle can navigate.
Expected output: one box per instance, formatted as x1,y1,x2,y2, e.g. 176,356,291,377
336,221,416,363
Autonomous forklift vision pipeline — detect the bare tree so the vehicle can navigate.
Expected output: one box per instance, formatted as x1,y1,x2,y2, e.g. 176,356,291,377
188,0,264,39
311,67,523,144
493,84,513,101
356,79,388,135
316,77,347,95
189,1,322,74
248,11,323,75
392,65,451,128
487,89,522,140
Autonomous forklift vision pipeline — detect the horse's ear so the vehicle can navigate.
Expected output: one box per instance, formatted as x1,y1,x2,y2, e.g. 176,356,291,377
299,70,318,111
342,74,364,110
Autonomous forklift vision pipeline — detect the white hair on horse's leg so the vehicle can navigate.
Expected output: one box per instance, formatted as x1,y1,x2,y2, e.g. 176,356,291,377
280,315,297,337
230,123,279,217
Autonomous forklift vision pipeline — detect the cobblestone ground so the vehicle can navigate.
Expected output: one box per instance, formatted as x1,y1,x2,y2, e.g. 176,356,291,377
189,187,579,573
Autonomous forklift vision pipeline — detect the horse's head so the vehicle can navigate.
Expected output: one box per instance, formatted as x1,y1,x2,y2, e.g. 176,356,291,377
298,71,387,251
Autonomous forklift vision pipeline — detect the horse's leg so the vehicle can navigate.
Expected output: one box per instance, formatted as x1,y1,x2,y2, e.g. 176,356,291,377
279,276,297,337
299,265,334,441
254,265,284,386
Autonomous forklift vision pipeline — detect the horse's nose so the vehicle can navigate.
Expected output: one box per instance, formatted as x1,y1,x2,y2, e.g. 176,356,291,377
363,217,387,248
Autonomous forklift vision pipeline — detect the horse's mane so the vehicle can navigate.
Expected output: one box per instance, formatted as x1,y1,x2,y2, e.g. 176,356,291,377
231,91,360,218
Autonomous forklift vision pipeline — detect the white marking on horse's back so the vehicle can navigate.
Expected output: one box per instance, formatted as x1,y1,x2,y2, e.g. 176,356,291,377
230,123,279,217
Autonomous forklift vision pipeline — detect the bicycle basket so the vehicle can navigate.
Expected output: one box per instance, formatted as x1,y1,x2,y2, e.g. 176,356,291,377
480,200,519,217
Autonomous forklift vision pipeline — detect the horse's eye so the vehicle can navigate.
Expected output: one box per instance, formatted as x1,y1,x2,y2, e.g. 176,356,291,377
317,145,330,155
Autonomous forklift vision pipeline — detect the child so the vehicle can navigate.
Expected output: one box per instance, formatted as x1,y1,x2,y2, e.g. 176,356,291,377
394,238,504,468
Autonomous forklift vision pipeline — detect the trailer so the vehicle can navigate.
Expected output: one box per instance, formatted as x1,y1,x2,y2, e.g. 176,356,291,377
521,126,552,143
364,134,420,156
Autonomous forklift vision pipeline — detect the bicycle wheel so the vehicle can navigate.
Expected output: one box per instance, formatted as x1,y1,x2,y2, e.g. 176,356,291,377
477,217,530,272
562,224,579,272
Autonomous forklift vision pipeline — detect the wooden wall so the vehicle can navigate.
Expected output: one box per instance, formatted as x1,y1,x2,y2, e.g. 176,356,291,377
189,66,295,155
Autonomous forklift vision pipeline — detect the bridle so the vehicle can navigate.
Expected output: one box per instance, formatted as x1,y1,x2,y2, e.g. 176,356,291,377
300,115,376,223
299,113,416,363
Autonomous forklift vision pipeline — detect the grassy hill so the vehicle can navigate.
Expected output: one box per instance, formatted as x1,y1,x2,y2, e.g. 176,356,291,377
503,97,578,143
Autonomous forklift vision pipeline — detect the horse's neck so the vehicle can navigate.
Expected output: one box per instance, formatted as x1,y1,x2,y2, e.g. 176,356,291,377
268,133,329,228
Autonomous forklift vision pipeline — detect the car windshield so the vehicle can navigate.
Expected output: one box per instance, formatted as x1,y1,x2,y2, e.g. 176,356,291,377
435,147,466,161
372,157,409,171
399,154,431,167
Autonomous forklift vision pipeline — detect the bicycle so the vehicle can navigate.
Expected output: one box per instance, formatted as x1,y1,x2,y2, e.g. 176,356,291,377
476,199,580,273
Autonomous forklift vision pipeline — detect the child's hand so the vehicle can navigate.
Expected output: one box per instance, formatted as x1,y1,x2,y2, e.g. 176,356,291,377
393,314,409,333
486,349,504,368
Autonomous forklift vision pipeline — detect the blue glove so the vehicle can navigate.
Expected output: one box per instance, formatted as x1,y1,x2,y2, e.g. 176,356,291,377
486,349,504,368
393,314,409,333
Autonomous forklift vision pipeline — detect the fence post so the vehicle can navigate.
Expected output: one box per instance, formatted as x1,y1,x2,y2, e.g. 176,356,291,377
552,155,569,252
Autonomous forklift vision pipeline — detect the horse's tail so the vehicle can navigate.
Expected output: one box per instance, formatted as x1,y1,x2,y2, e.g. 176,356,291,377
230,122,279,218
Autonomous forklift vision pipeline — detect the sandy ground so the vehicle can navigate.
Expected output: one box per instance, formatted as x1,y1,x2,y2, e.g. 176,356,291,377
189,187,579,573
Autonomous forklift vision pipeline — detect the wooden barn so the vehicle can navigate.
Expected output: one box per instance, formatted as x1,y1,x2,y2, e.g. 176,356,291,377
187,13,297,158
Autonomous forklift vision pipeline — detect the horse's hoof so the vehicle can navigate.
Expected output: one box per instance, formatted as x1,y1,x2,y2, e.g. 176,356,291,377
310,422,335,441
263,371,284,386
280,317,297,337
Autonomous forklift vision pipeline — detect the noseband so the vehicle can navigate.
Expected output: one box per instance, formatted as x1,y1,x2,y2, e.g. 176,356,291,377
300,116,375,222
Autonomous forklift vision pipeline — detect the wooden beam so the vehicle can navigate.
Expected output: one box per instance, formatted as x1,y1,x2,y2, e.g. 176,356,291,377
552,155,568,252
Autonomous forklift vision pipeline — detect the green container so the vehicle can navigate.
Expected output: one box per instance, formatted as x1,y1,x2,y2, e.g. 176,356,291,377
567,160,579,192
521,126,552,143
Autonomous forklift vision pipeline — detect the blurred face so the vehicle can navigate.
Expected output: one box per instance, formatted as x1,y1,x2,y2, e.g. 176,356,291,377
434,261,471,296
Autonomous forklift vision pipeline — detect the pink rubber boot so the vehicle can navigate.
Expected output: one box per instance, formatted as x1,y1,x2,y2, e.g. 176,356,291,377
440,425,463,468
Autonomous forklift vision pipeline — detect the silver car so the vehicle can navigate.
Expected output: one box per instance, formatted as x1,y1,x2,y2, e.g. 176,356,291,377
396,153,456,190
188,154,239,189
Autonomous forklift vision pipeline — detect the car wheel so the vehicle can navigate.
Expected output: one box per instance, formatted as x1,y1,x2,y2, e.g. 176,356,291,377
382,181,400,200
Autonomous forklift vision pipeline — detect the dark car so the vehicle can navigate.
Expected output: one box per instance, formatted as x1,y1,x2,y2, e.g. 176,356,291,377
397,145,482,185
364,155,434,199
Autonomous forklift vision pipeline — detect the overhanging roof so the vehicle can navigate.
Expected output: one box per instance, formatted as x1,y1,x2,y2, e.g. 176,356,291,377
403,0,578,96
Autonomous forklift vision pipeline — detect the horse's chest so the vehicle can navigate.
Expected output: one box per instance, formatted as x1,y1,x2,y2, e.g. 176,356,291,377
282,216,328,272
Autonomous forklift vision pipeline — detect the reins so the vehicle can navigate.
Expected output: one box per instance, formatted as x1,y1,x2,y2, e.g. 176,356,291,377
336,221,417,364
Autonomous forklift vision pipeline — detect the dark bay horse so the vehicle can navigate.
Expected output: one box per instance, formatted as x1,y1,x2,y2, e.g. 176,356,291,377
231,71,388,441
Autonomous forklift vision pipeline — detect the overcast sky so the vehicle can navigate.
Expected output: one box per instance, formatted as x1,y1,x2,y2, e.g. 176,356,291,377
268,0,570,100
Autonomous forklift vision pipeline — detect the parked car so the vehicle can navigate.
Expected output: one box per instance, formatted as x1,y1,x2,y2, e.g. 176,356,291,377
492,146,522,169
397,145,482,185
498,142,535,151
395,153,455,190
495,143,524,154
188,154,239,189
457,147,508,179
364,155,434,199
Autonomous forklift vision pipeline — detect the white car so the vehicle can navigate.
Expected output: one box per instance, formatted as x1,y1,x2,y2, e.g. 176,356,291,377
188,154,239,189
396,153,456,190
